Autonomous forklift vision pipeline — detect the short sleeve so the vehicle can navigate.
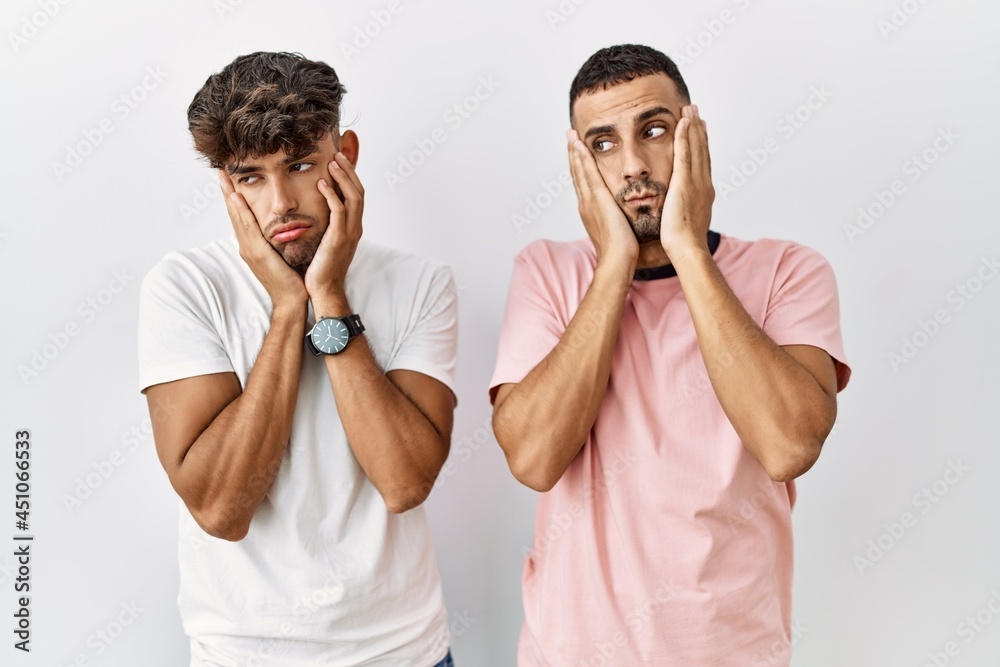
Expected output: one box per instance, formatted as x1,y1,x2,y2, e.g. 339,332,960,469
763,243,851,391
137,255,235,394
488,244,566,403
384,265,459,399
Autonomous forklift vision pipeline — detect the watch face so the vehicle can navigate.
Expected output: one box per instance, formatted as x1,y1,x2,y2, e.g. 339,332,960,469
311,318,350,354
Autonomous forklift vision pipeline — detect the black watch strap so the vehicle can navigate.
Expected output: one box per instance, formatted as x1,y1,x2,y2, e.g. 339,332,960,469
341,314,365,337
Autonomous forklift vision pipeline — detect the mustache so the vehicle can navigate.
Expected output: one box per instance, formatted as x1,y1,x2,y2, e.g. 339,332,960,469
616,179,667,203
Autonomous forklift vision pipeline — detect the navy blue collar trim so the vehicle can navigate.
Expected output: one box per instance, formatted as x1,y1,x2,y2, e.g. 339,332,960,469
633,231,721,281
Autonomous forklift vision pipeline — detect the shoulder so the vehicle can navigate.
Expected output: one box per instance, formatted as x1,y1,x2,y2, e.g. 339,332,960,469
717,233,834,279
510,239,596,290
353,239,450,277
141,235,240,297
349,240,457,304
514,238,594,267
352,240,453,286
143,235,239,282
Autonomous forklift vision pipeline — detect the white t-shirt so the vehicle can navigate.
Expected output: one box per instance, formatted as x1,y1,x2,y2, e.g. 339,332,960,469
137,233,456,667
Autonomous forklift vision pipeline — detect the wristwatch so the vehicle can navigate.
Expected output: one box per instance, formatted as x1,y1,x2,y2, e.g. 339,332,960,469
305,315,365,355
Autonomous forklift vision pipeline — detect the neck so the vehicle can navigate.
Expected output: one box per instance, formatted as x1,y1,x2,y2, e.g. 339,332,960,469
635,240,671,269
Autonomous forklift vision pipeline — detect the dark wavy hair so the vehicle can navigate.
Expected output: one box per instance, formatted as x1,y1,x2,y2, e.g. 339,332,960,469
187,51,347,169
569,44,690,119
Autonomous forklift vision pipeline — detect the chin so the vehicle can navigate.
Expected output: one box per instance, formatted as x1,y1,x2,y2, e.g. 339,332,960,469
629,209,662,244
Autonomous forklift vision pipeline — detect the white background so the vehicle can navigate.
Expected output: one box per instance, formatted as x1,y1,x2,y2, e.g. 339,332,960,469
2,0,999,665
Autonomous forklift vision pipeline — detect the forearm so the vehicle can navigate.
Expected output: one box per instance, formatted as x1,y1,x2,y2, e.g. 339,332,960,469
493,260,632,491
313,294,448,513
178,302,307,538
672,246,835,480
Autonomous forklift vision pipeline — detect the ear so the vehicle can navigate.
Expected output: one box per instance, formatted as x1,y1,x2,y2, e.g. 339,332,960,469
339,130,359,167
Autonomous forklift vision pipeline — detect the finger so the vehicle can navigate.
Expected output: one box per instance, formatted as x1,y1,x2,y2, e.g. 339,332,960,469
218,169,235,197
568,130,610,197
218,171,261,238
673,114,692,182
317,174,345,219
327,158,364,238
689,106,712,182
566,130,587,203
327,157,363,213
332,151,364,196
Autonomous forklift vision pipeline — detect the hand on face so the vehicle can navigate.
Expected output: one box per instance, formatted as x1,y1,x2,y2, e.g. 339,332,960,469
219,169,308,310
566,129,639,273
307,151,364,303
659,105,715,258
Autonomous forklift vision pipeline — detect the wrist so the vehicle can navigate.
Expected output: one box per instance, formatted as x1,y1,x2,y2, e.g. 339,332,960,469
311,289,351,318
593,257,635,295
271,300,308,326
665,240,713,274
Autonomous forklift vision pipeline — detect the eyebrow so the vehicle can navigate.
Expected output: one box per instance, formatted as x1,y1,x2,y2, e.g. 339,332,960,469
583,106,676,140
226,148,319,176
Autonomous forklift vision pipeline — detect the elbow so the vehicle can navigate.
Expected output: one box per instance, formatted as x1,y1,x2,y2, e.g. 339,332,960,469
763,454,816,483
761,402,835,482
492,406,572,493
509,455,561,492
499,435,564,493
190,503,251,542
382,478,435,514
384,491,427,514
760,431,826,483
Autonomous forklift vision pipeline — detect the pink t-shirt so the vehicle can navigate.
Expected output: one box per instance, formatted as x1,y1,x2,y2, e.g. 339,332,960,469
489,233,851,666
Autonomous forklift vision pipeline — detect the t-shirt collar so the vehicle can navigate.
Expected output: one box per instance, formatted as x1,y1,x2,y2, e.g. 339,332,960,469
633,231,721,281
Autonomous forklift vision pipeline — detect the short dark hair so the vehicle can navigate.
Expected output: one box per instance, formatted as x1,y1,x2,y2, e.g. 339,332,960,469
187,51,347,169
569,44,690,119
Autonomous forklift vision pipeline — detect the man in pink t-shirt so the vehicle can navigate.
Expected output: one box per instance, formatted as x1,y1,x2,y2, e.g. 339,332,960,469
490,45,851,666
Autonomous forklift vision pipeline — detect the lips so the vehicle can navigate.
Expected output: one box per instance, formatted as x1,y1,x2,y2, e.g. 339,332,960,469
624,194,659,207
271,221,310,242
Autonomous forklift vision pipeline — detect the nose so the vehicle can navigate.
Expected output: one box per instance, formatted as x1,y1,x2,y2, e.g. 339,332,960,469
269,177,297,217
620,140,651,181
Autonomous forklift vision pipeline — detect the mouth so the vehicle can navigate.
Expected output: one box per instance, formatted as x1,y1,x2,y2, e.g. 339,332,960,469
623,194,660,208
271,222,310,243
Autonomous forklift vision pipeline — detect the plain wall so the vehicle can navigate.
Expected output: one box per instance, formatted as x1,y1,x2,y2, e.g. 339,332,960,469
2,0,998,664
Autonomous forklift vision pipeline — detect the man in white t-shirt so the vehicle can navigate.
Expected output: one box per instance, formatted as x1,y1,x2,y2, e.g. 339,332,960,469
138,51,457,667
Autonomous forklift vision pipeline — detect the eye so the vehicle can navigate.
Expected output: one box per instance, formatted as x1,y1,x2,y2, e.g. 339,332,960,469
644,125,668,140
290,162,314,174
238,174,260,185
592,139,616,153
